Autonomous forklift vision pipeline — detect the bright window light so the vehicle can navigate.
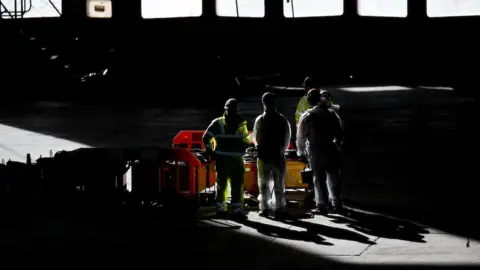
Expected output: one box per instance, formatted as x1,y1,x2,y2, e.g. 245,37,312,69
216,0,265,18
427,0,480,18
418,86,454,91
284,0,343,18
358,0,407,18
0,0,61,18
0,123,88,163
0,123,137,190
338,86,413,92
142,0,202,19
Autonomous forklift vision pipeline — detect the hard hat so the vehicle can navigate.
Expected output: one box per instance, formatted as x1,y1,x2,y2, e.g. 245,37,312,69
224,98,239,110
307,89,321,107
320,90,333,100
302,76,314,88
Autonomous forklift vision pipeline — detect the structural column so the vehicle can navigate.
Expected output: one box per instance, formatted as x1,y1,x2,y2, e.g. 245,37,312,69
202,0,216,19
408,0,427,19
343,0,358,19
265,0,283,20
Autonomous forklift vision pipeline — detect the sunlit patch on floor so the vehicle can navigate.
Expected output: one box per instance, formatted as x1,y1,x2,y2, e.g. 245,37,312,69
211,207,480,265
0,123,89,163
338,86,413,92
418,86,454,91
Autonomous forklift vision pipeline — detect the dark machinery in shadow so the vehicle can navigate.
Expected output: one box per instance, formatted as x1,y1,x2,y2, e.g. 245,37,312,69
0,147,217,217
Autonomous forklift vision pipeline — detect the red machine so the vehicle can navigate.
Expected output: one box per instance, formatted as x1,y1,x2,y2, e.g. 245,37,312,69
130,147,214,204
172,130,258,194
171,130,307,196
172,130,207,149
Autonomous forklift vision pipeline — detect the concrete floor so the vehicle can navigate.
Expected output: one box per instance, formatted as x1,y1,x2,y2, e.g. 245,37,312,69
0,85,478,268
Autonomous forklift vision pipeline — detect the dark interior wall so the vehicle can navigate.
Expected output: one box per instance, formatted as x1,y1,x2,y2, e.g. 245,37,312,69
1,0,479,97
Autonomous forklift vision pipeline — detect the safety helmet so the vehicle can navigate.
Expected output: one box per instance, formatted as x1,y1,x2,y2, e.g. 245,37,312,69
302,76,314,88
307,89,321,107
320,90,333,100
224,98,239,111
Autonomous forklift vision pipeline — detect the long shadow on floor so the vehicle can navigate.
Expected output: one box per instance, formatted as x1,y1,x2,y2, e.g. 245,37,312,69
326,209,429,243
279,215,377,245
238,219,333,246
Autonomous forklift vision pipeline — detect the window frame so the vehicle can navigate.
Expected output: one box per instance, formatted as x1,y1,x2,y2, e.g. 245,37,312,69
357,0,408,18
283,0,344,18
215,0,265,18
141,0,203,19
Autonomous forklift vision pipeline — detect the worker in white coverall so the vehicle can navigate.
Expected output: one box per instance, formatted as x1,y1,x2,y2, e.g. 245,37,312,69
296,89,346,215
253,92,291,220
203,98,251,221
296,77,341,124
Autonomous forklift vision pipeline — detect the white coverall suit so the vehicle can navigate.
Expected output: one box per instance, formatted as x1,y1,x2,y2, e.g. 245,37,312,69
296,105,344,208
253,109,291,211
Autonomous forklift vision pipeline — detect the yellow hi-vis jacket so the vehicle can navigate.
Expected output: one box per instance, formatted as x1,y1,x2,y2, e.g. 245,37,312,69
202,114,251,157
295,95,309,125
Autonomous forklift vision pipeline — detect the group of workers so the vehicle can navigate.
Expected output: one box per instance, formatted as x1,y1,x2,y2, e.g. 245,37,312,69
202,77,345,221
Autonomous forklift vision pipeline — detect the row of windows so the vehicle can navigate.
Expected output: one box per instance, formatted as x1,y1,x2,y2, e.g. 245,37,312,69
2,0,480,19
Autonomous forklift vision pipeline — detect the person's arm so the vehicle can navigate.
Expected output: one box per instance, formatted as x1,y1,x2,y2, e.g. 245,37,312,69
332,112,344,148
283,116,292,152
295,97,306,125
296,114,308,156
252,116,262,147
239,121,251,147
202,119,218,152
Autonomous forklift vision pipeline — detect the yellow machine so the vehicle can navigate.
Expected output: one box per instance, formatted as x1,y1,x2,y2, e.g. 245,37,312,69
173,131,311,206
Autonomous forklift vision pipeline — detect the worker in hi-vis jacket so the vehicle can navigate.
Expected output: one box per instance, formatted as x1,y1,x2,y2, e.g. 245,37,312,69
295,76,315,126
203,98,251,221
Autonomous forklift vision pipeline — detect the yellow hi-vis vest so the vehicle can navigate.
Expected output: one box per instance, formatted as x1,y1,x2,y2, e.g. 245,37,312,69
295,95,309,125
203,115,251,157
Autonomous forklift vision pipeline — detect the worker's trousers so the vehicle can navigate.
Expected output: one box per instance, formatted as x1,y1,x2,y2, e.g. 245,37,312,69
257,158,287,211
308,146,342,207
215,156,245,213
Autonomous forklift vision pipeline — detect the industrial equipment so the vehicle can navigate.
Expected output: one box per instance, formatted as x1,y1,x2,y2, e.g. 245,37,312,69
172,130,312,207
0,130,312,213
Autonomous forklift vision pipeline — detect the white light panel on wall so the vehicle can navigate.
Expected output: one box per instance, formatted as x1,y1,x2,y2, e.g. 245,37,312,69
87,0,112,18
358,0,408,18
142,0,202,19
216,0,265,17
427,0,480,17
284,0,343,18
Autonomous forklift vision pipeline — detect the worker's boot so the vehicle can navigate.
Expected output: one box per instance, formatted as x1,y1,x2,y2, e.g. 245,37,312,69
258,209,269,218
231,211,248,222
332,205,348,215
273,209,290,221
215,210,229,219
311,204,329,216
327,202,334,213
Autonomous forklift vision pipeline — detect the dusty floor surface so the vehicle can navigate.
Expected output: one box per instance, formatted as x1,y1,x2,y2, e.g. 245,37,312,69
0,85,478,269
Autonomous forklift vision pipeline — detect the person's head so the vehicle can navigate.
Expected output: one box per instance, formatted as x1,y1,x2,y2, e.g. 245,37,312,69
320,90,333,108
261,92,276,111
307,89,321,107
302,76,314,95
224,98,239,116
